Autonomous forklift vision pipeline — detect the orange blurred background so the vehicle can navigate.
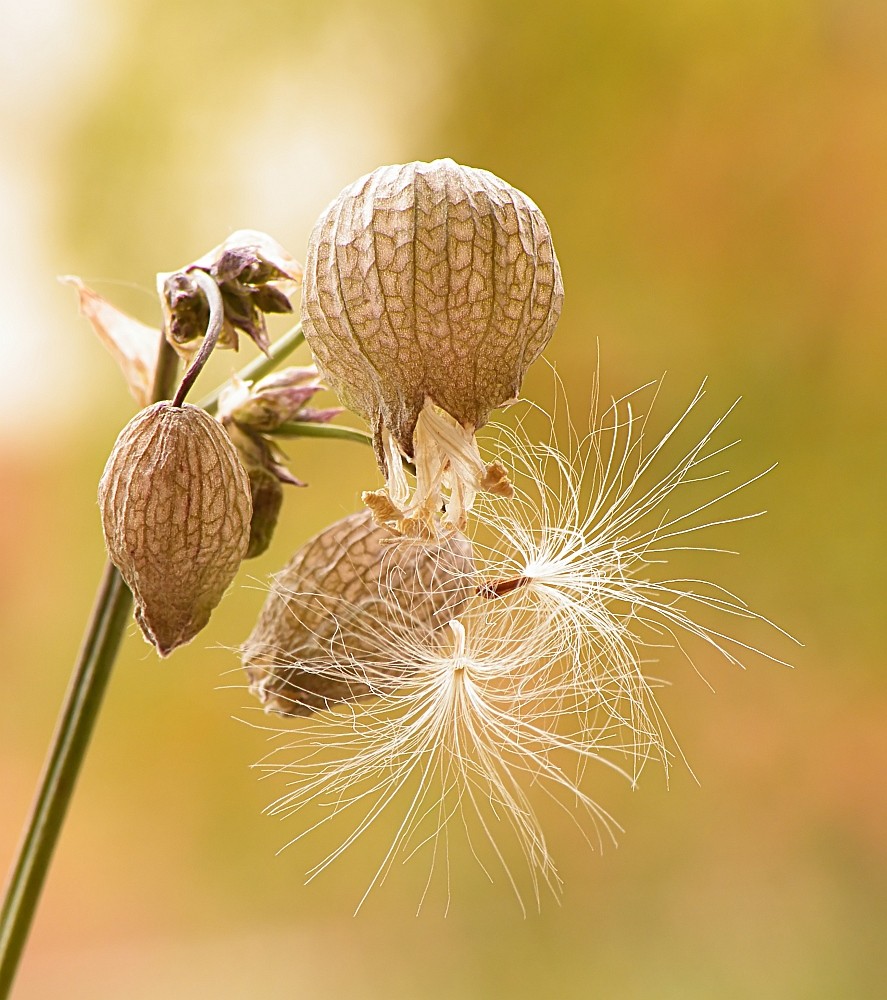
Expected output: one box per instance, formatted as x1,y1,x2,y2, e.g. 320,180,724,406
1,0,885,997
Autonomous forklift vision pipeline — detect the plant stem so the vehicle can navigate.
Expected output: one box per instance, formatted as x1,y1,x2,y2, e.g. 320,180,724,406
199,322,304,416
0,316,307,997
273,419,416,474
273,420,374,447
0,567,132,998
171,270,224,407
0,332,180,1000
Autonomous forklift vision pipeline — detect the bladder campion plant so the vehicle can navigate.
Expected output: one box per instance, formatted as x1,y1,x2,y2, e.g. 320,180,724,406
0,161,792,992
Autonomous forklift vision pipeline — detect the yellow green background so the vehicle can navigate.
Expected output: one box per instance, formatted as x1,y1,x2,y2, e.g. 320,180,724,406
1,1,884,997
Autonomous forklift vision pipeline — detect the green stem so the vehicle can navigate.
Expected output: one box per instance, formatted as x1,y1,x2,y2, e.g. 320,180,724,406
200,321,304,415
0,319,307,997
0,567,133,998
0,333,180,1000
273,420,374,448
273,420,417,474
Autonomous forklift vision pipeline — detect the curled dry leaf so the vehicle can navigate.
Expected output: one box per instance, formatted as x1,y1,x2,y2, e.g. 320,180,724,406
99,402,252,655
63,276,161,407
243,509,475,716
301,158,563,531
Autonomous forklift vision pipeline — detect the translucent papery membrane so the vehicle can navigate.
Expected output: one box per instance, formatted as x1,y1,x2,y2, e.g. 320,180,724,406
373,400,512,537
250,597,639,912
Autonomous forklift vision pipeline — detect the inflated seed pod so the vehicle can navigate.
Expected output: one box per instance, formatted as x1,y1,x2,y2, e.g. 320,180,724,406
243,509,475,716
302,158,563,532
99,401,252,655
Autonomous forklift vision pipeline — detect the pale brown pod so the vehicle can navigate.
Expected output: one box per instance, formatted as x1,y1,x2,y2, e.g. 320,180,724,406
301,158,564,532
99,401,252,655
243,509,475,717
303,158,562,455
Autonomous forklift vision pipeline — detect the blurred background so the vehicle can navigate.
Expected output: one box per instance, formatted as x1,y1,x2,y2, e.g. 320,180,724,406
1,0,885,997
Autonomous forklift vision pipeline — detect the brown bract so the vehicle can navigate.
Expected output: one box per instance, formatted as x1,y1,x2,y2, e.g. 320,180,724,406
243,510,475,717
63,276,161,408
301,158,563,462
99,402,252,656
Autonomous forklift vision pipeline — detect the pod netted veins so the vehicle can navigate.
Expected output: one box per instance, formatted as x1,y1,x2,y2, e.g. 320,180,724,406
243,510,475,716
99,401,252,656
302,158,563,535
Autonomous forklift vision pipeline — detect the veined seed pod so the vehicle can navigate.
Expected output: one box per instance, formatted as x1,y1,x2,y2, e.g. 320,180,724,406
243,509,475,717
302,158,563,532
99,401,252,655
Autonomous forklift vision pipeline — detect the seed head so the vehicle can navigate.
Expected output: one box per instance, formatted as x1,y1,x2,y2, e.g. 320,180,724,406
245,377,795,909
302,158,563,532
251,596,626,912
243,509,475,716
99,401,252,655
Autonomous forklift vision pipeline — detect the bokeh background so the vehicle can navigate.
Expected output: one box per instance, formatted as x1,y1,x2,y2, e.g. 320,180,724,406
1,1,885,997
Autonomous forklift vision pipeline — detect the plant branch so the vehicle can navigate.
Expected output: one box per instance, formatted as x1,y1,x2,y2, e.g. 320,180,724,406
273,419,417,474
0,311,307,998
0,332,180,1000
199,321,304,416
171,270,224,407
273,420,374,448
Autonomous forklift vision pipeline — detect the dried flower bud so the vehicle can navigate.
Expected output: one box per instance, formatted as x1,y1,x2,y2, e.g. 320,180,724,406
99,401,252,655
158,230,302,358
216,421,301,560
161,271,216,351
243,465,284,559
217,367,329,433
301,158,563,531
215,367,344,556
243,510,475,716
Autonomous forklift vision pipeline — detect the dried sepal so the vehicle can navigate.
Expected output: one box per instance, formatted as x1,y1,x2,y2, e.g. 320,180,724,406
301,158,562,530
243,510,475,716
63,276,162,407
217,367,332,433
216,367,343,556
99,401,252,655
188,230,303,284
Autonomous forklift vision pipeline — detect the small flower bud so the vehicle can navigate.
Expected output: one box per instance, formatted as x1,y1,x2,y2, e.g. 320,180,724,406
158,230,302,358
243,510,475,716
218,367,328,433
99,401,252,655
161,272,219,351
215,366,344,556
